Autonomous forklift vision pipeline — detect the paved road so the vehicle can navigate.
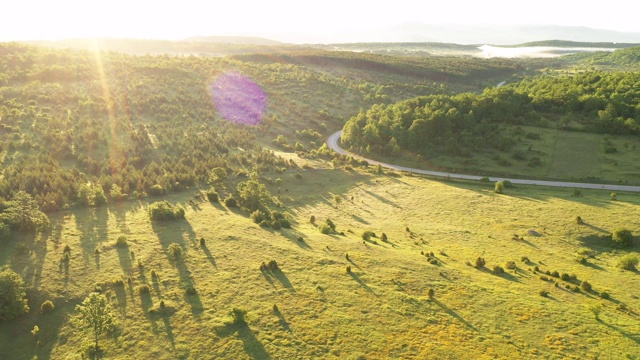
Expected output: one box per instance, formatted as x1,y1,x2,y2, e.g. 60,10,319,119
327,130,640,192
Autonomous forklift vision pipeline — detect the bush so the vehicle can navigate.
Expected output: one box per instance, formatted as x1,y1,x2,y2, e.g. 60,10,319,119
362,230,375,241
599,291,610,299
474,257,486,269
250,210,267,224
200,237,206,247
427,288,435,299
0,266,30,320
493,265,505,274
560,273,571,281
231,308,247,325
185,285,197,295
115,236,128,248
612,229,633,248
319,224,332,234
168,243,182,259
381,233,388,242
494,181,504,194
575,216,583,224
206,189,219,202
502,180,513,188
580,280,592,292
224,196,237,208
278,219,291,228
617,254,638,271
136,284,150,294
40,300,55,314
148,184,166,196
325,219,336,231
148,201,185,221
539,290,549,297
505,261,516,270
310,215,316,224
271,220,281,230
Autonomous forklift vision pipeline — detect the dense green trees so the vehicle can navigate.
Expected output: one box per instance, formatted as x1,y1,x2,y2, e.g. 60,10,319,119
342,71,640,158
0,266,29,321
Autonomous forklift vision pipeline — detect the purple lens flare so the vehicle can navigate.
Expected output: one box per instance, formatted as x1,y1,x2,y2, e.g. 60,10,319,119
210,72,266,125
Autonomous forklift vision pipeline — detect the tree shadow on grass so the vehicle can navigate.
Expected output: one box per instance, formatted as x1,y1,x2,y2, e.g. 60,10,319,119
215,322,270,360
116,246,133,275
114,284,128,313
273,307,292,332
597,318,640,345
261,271,277,289
491,271,522,283
582,222,609,234
432,299,478,332
347,257,362,271
272,270,296,293
278,228,312,250
348,272,378,297
201,244,217,270
139,290,153,314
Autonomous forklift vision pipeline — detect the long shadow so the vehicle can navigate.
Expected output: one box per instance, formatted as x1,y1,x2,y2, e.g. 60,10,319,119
432,299,478,332
261,271,277,289
116,247,133,275
597,318,640,345
348,272,378,296
201,245,218,270
272,270,296,292
273,308,292,332
582,261,606,271
140,291,153,314
517,238,539,248
360,187,402,209
114,284,128,314
347,258,362,271
491,271,522,283
582,222,609,234
215,322,271,360
278,229,312,250
351,214,369,224
74,206,109,266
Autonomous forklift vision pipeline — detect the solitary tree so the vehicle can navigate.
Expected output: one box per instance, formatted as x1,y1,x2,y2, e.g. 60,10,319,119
76,292,115,351
612,229,633,248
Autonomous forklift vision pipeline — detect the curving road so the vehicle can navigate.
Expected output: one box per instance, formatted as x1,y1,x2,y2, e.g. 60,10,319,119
327,130,640,192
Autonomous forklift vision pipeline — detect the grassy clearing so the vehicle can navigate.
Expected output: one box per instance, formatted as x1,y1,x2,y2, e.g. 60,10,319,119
370,126,640,185
0,168,638,359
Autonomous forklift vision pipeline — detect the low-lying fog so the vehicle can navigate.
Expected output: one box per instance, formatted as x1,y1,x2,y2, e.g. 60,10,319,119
479,45,615,58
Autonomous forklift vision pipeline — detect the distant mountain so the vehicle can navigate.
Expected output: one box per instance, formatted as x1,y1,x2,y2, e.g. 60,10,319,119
183,36,282,45
376,23,640,45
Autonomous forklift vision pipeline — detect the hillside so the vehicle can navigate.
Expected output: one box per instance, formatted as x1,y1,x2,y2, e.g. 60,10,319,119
0,42,638,359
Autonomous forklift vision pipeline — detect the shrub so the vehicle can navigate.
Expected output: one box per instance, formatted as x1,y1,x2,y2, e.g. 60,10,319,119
206,190,219,202
381,233,388,242
362,230,375,241
224,196,237,208
346,265,352,273
617,254,639,271
136,285,150,294
474,257,486,269
560,273,571,281
150,270,157,279
168,243,182,259
310,215,316,224
115,236,128,248
573,188,582,197
493,265,505,274
505,261,516,270
575,216,583,224
63,245,71,253
551,271,560,278
610,192,617,201
427,288,435,299
520,256,530,264
271,220,281,230
502,180,513,188
148,184,166,196
267,260,279,272
276,218,289,228
325,219,336,231
297,236,304,242
319,224,332,234
539,290,549,297
250,210,267,224
40,300,55,314
612,229,633,248
200,237,206,247
599,291,610,300
148,201,185,221
580,280,592,292
494,181,504,194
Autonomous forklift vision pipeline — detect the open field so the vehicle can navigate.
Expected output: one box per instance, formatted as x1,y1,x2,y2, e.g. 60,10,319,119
0,166,638,359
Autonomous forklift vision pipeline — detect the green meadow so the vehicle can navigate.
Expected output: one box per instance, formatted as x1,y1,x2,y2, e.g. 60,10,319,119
1,163,638,359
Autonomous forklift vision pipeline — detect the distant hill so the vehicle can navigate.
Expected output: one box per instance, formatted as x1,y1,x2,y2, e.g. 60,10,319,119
329,23,640,45
183,36,282,45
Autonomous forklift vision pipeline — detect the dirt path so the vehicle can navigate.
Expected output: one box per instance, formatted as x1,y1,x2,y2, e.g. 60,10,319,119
327,130,640,192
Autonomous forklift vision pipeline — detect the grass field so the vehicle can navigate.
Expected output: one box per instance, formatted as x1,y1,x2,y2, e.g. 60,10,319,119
370,126,640,185
0,162,638,359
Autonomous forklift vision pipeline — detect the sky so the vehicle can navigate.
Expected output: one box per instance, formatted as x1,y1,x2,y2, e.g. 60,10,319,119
3,0,639,43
